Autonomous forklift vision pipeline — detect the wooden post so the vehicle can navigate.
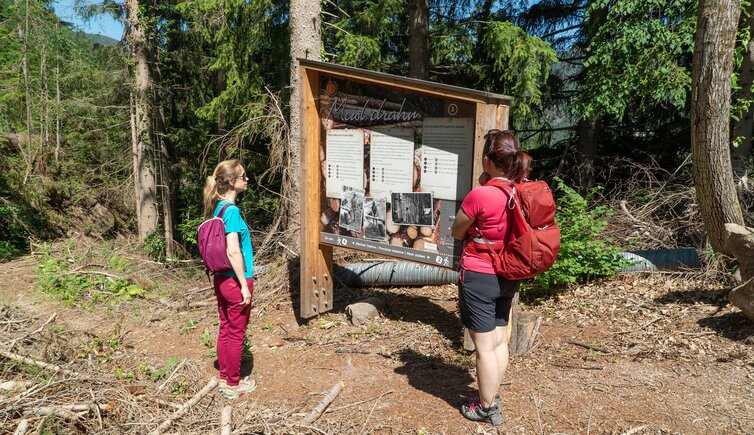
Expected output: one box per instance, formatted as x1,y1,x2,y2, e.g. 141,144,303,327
300,68,334,319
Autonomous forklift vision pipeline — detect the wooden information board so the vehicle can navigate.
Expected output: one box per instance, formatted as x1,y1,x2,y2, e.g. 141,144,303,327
299,60,512,318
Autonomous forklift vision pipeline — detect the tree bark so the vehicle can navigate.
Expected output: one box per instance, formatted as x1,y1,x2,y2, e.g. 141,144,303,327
407,0,430,80
576,116,600,194
55,58,61,168
289,0,322,253
18,0,33,180
127,0,159,241
39,45,49,175
691,0,745,254
732,2,754,209
575,4,607,194
129,90,142,229
156,101,175,259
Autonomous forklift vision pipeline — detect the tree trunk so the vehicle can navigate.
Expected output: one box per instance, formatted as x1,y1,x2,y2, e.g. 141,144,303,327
216,69,229,161
407,0,429,80
576,116,600,194
289,0,322,254
156,101,175,259
129,90,142,228
127,0,159,241
691,0,745,254
732,2,754,214
39,46,49,174
575,5,607,194
18,0,33,181
55,59,61,168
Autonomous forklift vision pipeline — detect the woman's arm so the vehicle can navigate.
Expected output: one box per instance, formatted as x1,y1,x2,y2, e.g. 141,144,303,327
226,232,251,305
451,208,474,240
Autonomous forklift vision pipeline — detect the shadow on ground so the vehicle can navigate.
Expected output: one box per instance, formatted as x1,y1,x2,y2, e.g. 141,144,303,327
392,348,474,408
653,287,729,308
697,312,754,343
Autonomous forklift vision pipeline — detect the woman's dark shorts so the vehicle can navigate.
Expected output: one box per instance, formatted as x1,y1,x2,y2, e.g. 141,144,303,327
458,268,519,333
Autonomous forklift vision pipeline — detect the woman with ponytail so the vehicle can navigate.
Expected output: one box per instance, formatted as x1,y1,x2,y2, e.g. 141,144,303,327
450,130,532,426
203,159,257,399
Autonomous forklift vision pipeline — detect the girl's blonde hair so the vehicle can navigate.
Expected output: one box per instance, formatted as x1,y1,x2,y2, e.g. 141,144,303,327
203,159,242,218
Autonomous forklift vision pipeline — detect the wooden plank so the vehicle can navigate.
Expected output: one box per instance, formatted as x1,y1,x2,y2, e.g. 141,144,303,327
498,105,509,131
299,67,334,319
300,61,513,106
472,103,498,187
299,68,323,318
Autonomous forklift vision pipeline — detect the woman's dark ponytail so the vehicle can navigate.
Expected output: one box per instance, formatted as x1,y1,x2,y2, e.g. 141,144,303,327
484,130,532,182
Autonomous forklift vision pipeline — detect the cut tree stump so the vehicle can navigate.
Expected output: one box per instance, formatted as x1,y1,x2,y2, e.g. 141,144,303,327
724,223,754,322
462,293,542,355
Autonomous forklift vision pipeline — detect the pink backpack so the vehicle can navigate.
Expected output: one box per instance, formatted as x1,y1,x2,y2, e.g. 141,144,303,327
197,203,232,273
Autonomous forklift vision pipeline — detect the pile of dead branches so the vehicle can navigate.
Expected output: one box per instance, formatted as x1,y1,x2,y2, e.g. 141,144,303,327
0,303,359,434
596,156,704,250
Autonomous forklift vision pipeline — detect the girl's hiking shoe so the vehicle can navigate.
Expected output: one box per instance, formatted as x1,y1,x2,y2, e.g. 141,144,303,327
461,398,503,426
218,377,258,400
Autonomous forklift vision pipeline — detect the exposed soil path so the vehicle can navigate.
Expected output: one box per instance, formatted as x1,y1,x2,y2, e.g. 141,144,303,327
1,255,753,434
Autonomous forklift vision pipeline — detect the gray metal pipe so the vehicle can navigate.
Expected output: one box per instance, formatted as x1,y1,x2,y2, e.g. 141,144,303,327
334,248,700,287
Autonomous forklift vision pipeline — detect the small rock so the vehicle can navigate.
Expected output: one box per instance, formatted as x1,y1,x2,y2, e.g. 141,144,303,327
346,297,386,326
267,338,284,348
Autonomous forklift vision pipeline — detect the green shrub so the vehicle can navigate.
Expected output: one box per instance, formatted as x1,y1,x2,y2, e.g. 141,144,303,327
143,229,166,262
529,178,630,293
35,249,148,306
0,202,28,261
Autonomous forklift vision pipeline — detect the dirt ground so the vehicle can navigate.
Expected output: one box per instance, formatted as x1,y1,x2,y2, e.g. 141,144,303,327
1,246,753,434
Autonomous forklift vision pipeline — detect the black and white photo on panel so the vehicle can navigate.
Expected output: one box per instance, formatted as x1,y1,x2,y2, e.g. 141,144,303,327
363,197,387,241
390,192,434,226
339,185,365,232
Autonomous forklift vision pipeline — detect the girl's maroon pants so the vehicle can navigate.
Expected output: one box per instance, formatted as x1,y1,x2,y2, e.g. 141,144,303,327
213,274,253,386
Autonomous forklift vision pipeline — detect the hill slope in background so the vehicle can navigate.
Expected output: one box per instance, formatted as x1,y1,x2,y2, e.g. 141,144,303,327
86,33,119,46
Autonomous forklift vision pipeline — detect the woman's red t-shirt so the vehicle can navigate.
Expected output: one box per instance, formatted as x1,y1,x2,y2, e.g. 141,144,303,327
460,184,512,274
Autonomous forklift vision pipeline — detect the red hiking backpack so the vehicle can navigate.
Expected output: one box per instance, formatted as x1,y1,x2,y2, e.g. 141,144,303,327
197,203,233,273
466,178,560,280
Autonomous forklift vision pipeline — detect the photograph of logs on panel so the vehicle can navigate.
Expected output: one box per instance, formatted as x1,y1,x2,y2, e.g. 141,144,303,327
386,198,441,252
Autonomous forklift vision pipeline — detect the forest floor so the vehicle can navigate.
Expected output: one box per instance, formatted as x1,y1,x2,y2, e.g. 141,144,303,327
0,239,753,434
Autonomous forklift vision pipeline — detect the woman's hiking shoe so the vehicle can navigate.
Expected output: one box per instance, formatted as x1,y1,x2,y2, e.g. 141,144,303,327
462,392,500,408
461,398,503,426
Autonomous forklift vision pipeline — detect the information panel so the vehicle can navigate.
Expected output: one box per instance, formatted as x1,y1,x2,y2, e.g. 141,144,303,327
317,76,476,269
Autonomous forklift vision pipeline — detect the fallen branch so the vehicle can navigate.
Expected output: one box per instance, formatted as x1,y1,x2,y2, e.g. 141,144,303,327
327,390,394,413
64,270,127,281
301,380,343,424
551,362,603,370
13,419,29,435
0,349,80,377
532,393,544,435
335,348,370,354
220,405,233,435
0,380,32,391
7,312,56,350
29,403,112,416
156,358,188,393
565,339,612,354
358,390,392,435
149,377,218,435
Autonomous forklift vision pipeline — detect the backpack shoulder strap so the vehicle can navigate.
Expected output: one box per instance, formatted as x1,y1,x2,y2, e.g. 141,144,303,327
217,203,232,219
485,179,517,209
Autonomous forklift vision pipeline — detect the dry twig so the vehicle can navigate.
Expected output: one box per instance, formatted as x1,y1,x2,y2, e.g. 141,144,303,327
149,377,218,435
302,380,343,425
